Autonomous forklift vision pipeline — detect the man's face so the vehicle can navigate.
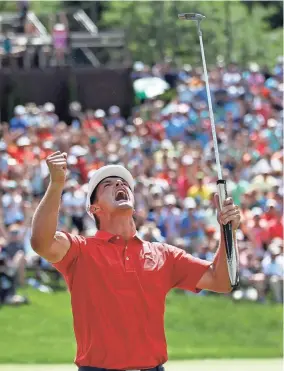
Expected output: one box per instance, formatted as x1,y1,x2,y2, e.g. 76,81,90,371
93,177,134,215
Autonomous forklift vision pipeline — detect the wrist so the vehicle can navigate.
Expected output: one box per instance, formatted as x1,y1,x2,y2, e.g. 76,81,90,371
49,181,65,192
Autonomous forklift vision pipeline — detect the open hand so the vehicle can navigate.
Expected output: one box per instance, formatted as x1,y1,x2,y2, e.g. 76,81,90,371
214,193,241,231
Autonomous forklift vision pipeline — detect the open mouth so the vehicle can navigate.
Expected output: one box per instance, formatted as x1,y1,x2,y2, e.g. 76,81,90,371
115,189,128,201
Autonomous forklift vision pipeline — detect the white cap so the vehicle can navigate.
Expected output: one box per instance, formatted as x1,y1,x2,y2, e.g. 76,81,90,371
251,207,262,217
17,136,31,146
70,145,88,157
14,105,26,115
165,194,176,206
86,165,135,220
109,105,120,115
184,197,196,209
268,243,281,255
266,199,277,208
44,102,55,113
94,109,106,118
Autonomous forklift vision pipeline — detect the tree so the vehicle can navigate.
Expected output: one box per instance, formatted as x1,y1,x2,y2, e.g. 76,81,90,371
100,1,283,68
242,0,283,29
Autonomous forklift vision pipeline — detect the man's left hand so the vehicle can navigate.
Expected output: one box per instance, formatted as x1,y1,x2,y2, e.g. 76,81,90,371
214,193,241,231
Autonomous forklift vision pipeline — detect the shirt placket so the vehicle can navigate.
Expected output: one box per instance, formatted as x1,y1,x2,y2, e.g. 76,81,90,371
124,244,135,272
113,236,135,272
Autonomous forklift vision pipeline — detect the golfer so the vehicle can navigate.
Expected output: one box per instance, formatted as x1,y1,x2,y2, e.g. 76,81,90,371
31,151,241,371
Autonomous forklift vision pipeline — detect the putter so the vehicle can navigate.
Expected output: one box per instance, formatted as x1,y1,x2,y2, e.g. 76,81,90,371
178,12,239,288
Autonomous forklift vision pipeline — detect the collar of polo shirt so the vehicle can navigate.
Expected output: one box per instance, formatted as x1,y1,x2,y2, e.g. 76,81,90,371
94,231,152,256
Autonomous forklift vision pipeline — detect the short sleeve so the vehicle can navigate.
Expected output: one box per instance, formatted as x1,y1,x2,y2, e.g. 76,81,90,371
52,232,84,278
166,244,212,293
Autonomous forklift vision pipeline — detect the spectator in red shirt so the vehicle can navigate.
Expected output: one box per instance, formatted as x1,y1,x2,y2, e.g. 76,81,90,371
268,212,283,240
30,153,241,371
145,112,165,141
263,199,279,223
83,109,105,133
246,207,270,257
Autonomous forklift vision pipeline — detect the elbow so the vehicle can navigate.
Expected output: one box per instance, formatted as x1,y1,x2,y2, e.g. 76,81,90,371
30,236,41,253
30,236,48,254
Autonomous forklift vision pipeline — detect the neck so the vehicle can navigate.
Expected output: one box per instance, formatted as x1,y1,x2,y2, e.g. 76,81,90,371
100,215,136,241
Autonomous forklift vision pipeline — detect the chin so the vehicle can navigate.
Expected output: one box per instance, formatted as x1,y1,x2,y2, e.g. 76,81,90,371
115,201,134,210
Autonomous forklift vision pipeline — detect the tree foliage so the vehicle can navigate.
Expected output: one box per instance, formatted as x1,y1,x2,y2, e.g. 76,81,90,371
242,0,283,29
100,1,283,68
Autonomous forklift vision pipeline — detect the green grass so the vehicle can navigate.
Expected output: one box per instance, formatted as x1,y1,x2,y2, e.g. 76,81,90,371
0,289,282,363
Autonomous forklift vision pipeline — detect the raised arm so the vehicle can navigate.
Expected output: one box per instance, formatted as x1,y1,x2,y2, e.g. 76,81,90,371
196,195,240,292
30,151,71,263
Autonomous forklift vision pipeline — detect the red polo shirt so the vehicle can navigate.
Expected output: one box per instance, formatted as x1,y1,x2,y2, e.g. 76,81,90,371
53,231,211,369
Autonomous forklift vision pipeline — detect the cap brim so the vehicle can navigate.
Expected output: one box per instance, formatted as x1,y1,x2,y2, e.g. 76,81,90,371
86,165,135,221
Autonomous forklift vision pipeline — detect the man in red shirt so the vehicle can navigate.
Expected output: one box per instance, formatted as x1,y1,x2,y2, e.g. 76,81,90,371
30,152,241,371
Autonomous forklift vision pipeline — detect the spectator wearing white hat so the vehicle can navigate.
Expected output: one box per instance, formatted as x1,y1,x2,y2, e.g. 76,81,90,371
262,241,283,303
159,194,181,244
83,109,105,134
180,198,204,250
62,180,86,234
9,106,28,132
43,102,58,127
105,105,126,128
1,182,24,227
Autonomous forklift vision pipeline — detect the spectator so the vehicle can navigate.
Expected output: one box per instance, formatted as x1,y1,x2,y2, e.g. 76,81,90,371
1,224,26,287
52,13,69,66
62,180,86,234
180,197,205,252
17,0,29,33
105,106,126,128
245,207,269,258
187,173,212,202
2,31,13,67
42,103,59,127
262,241,283,303
10,106,28,132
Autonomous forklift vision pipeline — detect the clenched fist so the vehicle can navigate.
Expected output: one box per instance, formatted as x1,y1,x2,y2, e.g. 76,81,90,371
46,151,67,185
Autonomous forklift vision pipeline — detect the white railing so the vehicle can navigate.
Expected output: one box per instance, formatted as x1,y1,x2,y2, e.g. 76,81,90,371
26,11,48,36
73,10,98,35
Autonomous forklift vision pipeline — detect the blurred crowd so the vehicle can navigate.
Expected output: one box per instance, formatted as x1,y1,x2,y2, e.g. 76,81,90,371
0,58,283,305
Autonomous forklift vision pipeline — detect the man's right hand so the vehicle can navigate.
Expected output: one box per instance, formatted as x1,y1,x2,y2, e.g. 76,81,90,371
46,151,67,185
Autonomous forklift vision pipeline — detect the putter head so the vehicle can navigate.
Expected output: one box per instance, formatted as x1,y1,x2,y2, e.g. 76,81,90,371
178,13,206,21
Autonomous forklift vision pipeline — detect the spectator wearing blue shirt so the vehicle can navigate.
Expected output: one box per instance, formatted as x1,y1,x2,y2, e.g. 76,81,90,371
105,105,126,128
262,242,283,303
9,106,28,132
3,31,12,55
180,197,206,251
163,110,188,141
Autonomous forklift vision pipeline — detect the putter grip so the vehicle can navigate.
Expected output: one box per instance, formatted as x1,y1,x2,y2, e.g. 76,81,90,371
217,180,239,288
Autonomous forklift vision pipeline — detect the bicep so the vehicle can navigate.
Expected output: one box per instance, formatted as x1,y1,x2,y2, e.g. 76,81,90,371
39,231,71,263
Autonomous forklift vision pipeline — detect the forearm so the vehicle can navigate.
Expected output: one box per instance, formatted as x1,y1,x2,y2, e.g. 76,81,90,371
30,182,64,252
212,228,238,292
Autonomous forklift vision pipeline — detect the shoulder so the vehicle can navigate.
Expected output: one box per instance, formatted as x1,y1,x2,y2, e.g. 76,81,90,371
146,241,180,258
